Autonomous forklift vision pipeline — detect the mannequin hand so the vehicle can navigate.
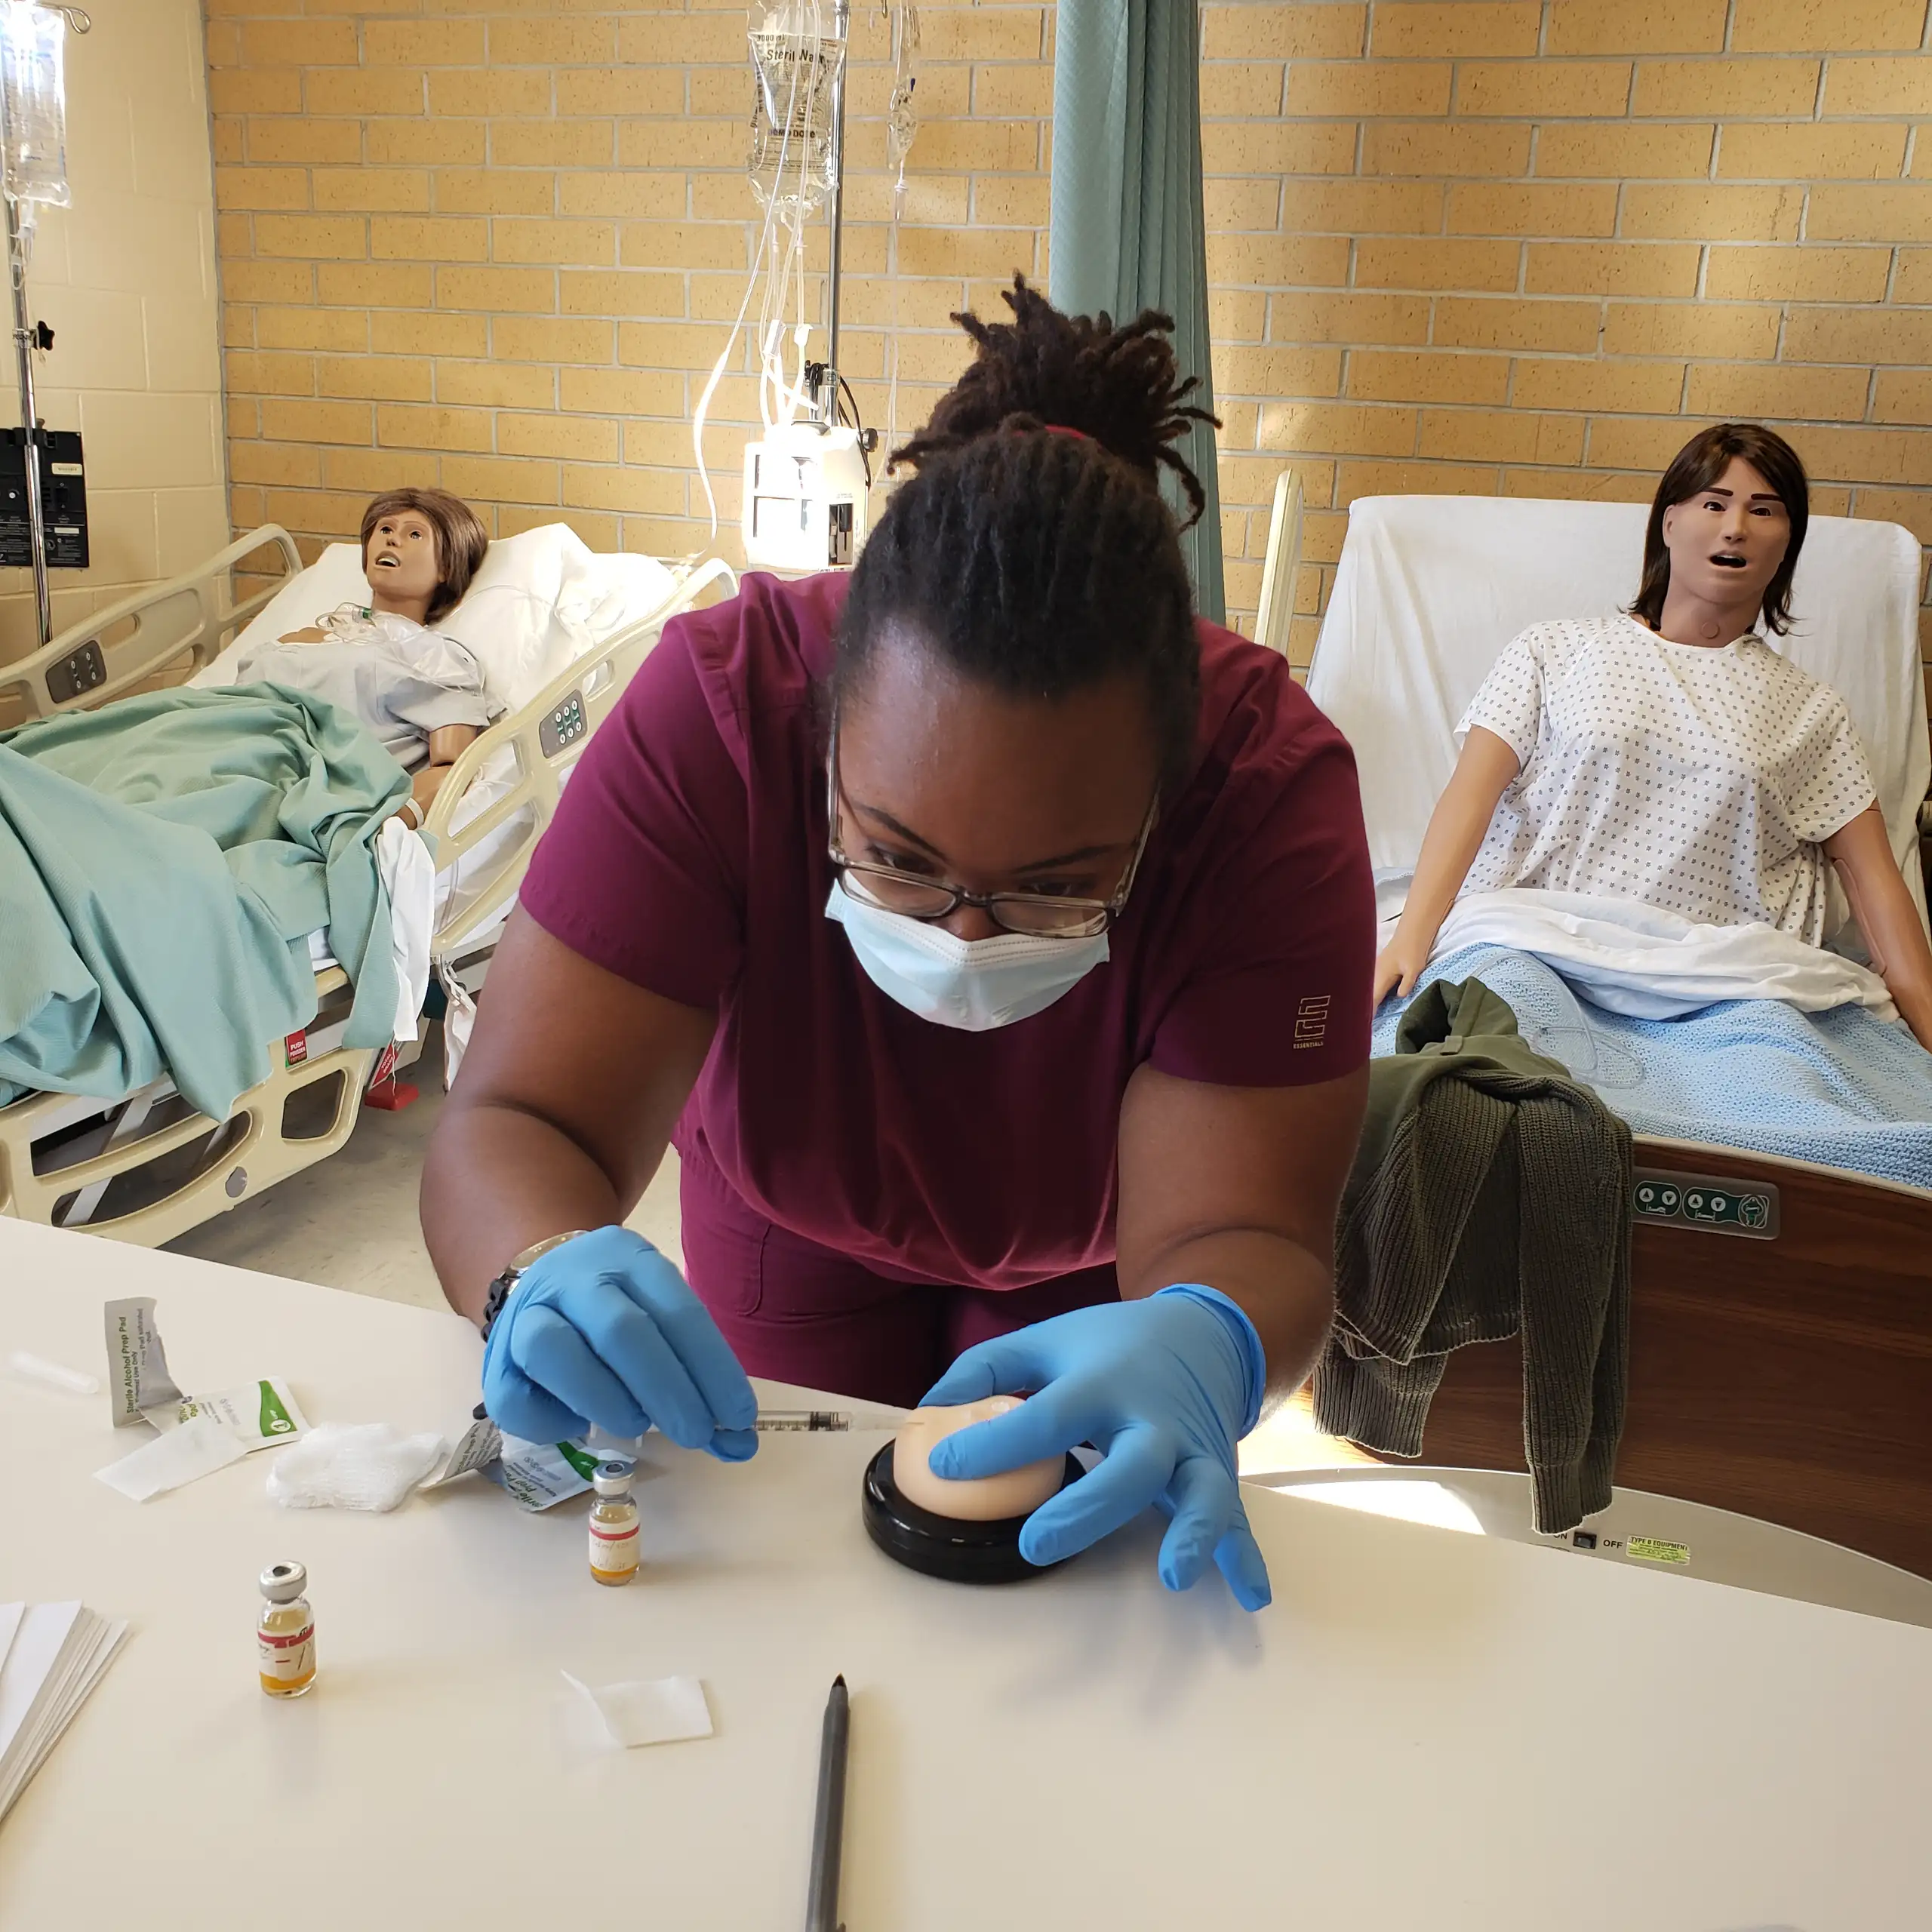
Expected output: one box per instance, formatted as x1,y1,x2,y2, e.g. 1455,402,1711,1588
1373,928,1432,1008
481,1227,758,1462
920,1287,1271,1611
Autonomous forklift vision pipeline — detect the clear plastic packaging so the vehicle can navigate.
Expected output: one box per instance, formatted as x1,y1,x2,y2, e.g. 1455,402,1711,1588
747,0,845,217
0,2,70,209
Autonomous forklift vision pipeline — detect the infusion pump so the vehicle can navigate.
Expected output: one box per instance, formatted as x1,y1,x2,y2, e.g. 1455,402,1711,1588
742,419,872,575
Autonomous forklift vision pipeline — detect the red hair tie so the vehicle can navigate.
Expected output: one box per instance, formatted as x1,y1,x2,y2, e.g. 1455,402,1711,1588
1043,423,1091,440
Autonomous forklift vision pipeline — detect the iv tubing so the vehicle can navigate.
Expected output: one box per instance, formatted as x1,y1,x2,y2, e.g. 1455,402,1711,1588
691,11,810,534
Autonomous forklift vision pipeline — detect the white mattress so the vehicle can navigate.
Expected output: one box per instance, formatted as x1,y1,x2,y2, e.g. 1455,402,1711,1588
1306,495,1930,930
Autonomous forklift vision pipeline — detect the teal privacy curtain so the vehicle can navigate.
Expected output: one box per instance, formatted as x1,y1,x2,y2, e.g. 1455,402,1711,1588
1050,0,1225,623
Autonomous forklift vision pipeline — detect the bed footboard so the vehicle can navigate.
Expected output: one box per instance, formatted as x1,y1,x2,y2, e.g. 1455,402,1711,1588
1384,1138,1932,1580
0,971,374,1248
0,525,301,723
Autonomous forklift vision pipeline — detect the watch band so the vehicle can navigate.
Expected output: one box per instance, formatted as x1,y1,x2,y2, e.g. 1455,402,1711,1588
478,1228,594,1339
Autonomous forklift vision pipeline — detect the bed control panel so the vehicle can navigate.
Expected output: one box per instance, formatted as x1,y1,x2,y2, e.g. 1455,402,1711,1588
537,689,586,760
1633,1168,1780,1240
44,638,106,705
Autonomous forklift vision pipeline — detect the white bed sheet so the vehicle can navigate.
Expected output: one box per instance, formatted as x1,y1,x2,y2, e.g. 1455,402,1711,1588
1306,495,1930,930
1413,889,1897,1023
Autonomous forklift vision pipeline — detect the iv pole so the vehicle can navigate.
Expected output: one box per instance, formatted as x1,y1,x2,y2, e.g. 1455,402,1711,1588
3,0,89,650
8,192,50,646
814,0,851,431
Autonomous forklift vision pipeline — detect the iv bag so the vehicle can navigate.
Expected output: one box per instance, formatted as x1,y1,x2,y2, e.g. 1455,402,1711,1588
0,0,69,208
886,5,919,220
747,0,845,217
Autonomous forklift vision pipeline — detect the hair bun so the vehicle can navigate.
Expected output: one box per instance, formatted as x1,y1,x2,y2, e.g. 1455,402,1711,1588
890,275,1218,530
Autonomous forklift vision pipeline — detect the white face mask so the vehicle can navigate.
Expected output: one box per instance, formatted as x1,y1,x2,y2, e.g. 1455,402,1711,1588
825,882,1110,1031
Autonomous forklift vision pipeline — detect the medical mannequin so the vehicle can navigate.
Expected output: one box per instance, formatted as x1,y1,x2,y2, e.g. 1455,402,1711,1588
233,488,494,823
1376,423,1932,1051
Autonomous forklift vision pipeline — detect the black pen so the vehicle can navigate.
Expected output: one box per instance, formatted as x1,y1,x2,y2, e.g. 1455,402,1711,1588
805,1673,850,1932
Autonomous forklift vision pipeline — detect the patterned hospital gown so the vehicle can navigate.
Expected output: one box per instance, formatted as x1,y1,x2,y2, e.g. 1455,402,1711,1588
1457,611,1875,944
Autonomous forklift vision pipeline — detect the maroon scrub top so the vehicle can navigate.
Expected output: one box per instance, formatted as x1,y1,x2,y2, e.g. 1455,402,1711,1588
520,570,1374,1297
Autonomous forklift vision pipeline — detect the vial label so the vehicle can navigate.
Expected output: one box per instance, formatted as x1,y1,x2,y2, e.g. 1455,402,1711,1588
589,1519,640,1580
258,1623,315,1684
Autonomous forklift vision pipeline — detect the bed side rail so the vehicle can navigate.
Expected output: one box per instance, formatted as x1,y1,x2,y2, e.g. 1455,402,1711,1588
1251,470,1305,659
0,525,303,723
423,555,739,958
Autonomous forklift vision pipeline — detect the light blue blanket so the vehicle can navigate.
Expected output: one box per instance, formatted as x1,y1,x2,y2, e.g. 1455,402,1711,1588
0,685,408,1121
1374,944,1932,1192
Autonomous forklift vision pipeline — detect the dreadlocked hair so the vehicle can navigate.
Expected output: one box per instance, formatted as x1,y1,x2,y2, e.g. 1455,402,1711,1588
837,276,1217,788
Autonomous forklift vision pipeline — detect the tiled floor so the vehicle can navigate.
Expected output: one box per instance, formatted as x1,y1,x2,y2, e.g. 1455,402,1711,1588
165,1048,1357,1474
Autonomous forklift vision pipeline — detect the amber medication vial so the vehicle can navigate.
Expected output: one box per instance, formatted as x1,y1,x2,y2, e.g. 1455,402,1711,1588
257,1561,316,1697
588,1461,641,1586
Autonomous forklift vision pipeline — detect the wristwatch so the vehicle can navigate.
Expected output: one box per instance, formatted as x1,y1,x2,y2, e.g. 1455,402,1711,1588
478,1229,593,1339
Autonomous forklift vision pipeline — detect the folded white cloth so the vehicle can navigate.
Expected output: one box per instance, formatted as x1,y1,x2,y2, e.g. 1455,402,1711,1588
1424,889,1897,1022
265,1421,445,1512
374,817,435,1041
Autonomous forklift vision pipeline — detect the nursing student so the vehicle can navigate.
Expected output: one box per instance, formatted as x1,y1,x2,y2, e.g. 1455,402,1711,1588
421,279,1375,1610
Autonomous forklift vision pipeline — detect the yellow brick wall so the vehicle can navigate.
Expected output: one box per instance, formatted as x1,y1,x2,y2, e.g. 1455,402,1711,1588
210,0,1932,681
1,0,227,667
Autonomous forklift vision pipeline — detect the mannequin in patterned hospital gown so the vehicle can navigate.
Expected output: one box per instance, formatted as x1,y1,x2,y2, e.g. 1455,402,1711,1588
232,487,495,826
1371,423,1932,1051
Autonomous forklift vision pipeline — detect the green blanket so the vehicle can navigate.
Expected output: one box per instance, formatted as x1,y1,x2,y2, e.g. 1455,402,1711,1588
0,684,409,1119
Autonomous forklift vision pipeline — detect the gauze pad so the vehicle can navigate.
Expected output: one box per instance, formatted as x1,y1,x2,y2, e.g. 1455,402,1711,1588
265,1423,445,1513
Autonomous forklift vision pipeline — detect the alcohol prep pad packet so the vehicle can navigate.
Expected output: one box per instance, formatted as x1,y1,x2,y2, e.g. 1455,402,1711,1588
102,1297,306,1451
147,1379,309,1452
103,1297,181,1427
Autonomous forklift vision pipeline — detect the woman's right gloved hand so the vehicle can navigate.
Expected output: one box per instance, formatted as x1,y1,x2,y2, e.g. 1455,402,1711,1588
481,1227,758,1462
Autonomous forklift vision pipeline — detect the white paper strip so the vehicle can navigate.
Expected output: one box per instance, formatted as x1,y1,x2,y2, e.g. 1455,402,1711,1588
560,1671,713,1749
94,1412,248,1502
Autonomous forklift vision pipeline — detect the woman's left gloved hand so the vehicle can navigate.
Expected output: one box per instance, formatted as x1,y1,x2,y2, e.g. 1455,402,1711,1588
918,1286,1272,1611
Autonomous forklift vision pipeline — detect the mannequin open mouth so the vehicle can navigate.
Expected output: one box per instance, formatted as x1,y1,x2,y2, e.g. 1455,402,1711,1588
374,554,401,569
1709,552,1747,568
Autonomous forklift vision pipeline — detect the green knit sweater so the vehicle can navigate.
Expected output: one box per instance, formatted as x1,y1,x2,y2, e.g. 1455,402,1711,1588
1315,977,1632,1534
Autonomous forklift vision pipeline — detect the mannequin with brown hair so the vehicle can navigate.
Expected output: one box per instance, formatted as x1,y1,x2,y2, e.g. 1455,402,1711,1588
1375,424,1932,1048
239,488,497,821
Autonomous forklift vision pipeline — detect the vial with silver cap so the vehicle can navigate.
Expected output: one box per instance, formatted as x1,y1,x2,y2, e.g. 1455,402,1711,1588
257,1561,316,1698
588,1461,641,1586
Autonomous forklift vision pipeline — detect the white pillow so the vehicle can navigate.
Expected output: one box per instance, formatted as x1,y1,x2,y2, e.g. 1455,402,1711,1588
194,522,640,712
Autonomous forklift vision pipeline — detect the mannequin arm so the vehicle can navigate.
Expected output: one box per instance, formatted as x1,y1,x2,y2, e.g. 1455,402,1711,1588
1825,805,1932,1051
1373,726,1521,1006
409,724,482,814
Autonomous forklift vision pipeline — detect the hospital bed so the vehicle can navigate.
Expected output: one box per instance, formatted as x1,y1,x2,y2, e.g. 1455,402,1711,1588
0,525,734,1247
1304,494,1932,1582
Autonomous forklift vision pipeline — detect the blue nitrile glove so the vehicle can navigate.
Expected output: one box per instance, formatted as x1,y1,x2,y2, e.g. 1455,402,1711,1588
481,1227,758,1463
921,1285,1271,1611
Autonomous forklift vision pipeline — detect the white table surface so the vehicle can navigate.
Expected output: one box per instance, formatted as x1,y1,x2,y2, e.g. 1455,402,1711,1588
3,1218,1930,1930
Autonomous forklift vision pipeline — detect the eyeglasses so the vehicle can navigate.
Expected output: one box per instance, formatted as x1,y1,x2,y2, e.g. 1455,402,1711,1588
825,729,1157,939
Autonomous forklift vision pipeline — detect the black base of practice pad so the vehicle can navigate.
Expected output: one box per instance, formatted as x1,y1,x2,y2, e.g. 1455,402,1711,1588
861,1441,1082,1585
